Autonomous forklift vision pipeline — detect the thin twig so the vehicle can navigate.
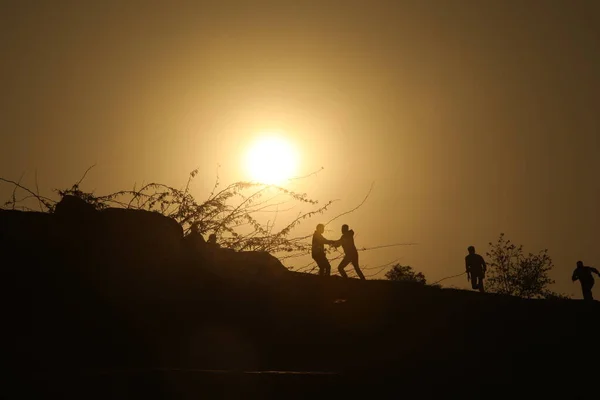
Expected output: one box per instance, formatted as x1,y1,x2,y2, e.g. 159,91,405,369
208,164,221,198
325,181,374,227
75,164,96,187
357,242,418,252
34,169,44,211
288,167,324,182
364,258,402,278
1,177,55,209
11,172,25,210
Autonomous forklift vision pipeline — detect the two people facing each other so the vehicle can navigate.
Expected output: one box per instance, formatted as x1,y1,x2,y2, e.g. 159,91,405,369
312,223,366,280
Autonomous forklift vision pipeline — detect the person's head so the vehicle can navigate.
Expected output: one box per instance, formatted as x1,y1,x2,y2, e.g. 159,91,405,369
577,260,584,268
208,233,217,243
190,221,201,233
341,224,349,233
316,224,325,234
468,246,475,254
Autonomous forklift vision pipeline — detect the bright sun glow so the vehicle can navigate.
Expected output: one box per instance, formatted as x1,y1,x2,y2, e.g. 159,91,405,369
244,134,299,184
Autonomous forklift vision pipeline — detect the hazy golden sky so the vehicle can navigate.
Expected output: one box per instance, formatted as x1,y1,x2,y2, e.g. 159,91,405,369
2,1,599,297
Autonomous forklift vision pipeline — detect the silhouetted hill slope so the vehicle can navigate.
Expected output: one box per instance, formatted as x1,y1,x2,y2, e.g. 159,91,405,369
2,202,599,398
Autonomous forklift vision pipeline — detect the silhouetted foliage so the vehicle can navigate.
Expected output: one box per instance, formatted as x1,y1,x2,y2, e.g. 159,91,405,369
485,233,557,299
385,264,426,284
1,167,337,257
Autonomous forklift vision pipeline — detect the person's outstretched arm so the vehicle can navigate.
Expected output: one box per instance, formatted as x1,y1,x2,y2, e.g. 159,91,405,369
316,233,334,247
325,238,336,245
572,270,579,282
592,267,600,277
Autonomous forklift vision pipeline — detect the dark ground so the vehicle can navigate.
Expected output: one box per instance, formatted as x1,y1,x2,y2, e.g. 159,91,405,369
2,207,599,399
5,271,600,399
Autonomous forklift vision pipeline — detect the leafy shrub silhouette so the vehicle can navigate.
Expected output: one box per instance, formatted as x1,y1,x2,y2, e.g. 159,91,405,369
385,264,427,284
485,233,566,299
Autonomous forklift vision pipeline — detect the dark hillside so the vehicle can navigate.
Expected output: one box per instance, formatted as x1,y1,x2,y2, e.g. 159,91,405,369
2,202,598,399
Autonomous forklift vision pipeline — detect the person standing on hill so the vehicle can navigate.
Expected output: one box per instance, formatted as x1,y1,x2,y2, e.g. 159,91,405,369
312,224,336,276
465,245,486,292
334,224,366,280
207,233,220,249
184,221,206,252
572,261,600,301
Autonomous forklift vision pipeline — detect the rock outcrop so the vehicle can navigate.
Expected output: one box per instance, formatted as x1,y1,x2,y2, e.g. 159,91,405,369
1,195,290,374
1,195,288,297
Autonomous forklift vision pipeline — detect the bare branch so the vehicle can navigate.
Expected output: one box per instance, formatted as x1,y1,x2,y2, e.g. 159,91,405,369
75,164,96,187
288,166,324,182
1,176,55,211
325,181,374,227
208,164,221,199
12,172,25,210
34,170,45,211
357,242,418,252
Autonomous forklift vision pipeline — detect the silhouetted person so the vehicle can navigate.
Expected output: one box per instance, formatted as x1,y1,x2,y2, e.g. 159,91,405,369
207,233,220,249
572,261,600,301
184,222,206,252
312,224,336,276
334,224,366,280
465,245,486,292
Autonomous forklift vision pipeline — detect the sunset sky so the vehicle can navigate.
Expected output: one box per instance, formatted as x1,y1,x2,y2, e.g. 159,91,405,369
2,1,599,298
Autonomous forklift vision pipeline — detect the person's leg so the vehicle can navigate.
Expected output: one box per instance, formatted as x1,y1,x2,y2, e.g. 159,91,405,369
338,256,351,278
351,255,366,280
478,276,485,293
318,256,332,276
313,257,325,276
319,256,331,276
470,269,482,290
582,283,593,301
584,288,592,301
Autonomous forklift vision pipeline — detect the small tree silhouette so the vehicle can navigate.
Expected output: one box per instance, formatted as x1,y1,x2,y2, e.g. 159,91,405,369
385,264,426,284
485,233,556,299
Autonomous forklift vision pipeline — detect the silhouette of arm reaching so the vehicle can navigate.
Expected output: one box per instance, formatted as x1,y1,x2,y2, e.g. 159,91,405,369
572,269,579,282
321,235,336,246
591,267,600,277
331,236,343,248
314,233,336,249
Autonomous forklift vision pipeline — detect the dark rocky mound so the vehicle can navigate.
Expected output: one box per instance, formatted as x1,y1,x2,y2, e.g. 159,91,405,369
2,195,287,293
1,196,287,370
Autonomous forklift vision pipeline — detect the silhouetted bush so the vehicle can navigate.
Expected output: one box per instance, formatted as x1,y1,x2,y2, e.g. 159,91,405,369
2,167,335,260
485,233,558,299
385,264,427,284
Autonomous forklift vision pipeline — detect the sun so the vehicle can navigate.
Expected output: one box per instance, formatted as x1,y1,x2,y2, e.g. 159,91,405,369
244,134,299,184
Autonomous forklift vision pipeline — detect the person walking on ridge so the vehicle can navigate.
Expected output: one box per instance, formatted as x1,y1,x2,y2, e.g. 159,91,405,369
466,245,486,292
572,261,600,301
207,233,220,249
312,224,336,276
334,224,366,280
